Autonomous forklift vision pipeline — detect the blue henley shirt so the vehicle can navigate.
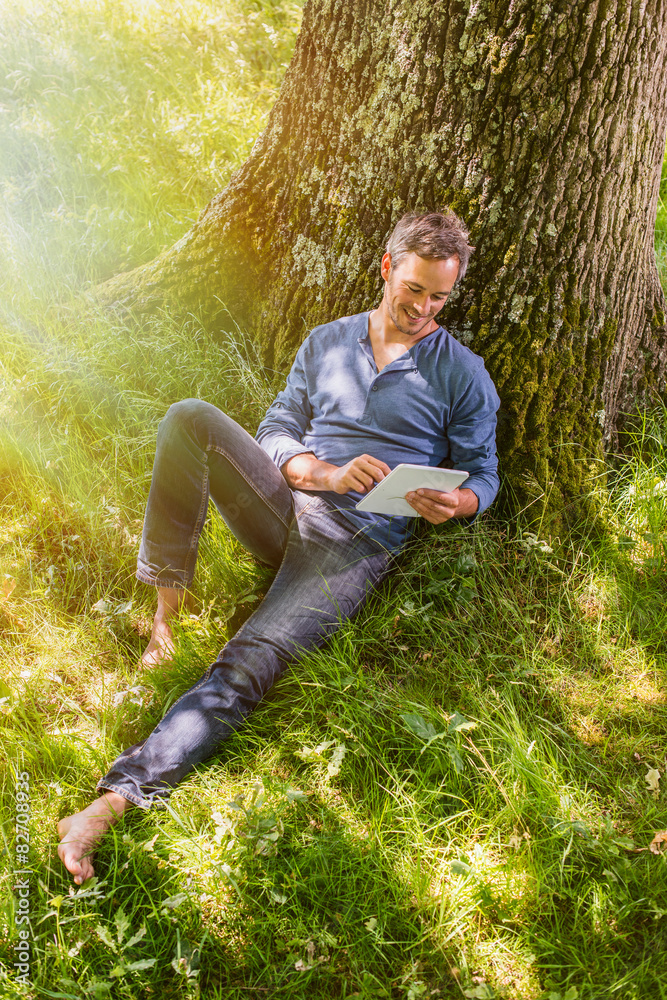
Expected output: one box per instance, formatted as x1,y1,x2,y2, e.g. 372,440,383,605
255,311,500,550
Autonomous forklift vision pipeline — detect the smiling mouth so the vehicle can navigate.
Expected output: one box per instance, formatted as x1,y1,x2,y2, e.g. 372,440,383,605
405,312,432,328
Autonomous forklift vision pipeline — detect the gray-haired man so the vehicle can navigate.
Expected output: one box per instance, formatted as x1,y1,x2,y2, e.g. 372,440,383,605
58,211,500,883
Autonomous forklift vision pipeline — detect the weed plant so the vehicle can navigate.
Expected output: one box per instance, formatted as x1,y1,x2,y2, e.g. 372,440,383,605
1,2,667,998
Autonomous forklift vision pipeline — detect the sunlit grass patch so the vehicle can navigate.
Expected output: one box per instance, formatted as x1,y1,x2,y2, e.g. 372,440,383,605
0,0,301,299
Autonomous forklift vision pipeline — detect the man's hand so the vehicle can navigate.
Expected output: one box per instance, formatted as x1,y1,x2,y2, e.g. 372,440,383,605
282,452,390,494
405,486,478,524
326,455,391,494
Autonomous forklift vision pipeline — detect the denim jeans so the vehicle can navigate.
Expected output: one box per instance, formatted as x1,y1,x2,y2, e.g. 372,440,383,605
97,399,394,808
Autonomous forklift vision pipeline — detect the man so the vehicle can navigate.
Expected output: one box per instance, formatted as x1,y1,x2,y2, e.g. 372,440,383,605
58,210,500,884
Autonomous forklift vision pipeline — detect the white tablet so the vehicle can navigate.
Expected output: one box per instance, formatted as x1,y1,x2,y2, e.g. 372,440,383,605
354,464,469,517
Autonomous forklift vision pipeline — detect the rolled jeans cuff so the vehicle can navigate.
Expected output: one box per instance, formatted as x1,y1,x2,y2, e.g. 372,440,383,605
95,781,158,811
136,566,192,590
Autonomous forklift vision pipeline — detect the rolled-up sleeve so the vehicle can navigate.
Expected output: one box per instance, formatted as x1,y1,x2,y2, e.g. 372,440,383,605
255,342,314,469
447,367,500,516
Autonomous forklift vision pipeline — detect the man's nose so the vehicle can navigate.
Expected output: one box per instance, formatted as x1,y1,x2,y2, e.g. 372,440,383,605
412,296,431,315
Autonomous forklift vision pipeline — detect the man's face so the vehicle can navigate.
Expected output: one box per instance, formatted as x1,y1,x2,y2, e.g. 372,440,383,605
381,252,459,338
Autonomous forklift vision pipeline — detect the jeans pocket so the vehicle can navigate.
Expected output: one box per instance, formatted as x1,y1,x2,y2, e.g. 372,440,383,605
293,492,329,519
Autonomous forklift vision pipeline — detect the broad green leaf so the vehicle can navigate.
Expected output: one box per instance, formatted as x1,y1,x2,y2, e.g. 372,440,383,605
86,983,112,999
448,746,465,773
463,984,494,998
125,924,148,949
161,892,187,909
123,958,157,973
77,876,99,892
448,711,477,733
455,553,477,574
285,787,308,803
114,907,131,944
400,712,441,742
612,834,635,849
95,923,115,949
327,742,347,776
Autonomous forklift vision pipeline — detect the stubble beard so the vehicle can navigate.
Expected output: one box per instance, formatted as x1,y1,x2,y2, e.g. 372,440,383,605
384,278,435,337
388,300,432,337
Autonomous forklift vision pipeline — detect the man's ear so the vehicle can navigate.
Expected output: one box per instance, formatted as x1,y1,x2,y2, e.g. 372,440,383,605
380,252,392,281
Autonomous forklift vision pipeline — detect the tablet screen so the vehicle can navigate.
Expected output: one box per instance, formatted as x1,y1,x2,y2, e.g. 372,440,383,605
355,464,469,517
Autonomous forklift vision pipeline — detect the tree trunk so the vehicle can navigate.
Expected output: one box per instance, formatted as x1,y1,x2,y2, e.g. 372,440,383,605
99,0,667,520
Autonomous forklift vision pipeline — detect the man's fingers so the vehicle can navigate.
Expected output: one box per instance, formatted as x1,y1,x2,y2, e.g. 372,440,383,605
414,488,458,504
412,490,457,508
347,467,377,492
405,489,459,523
359,455,391,478
352,475,374,492
408,497,442,513
352,458,388,486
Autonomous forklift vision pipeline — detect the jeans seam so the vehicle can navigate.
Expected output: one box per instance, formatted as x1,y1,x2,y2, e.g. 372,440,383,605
207,446,293,529
294,497,318,519
183,463,210,584
322,554,391,625
157,662,215,717
269,551,391,665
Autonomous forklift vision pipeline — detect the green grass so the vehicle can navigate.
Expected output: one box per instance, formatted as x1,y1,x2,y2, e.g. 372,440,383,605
1,2,667,998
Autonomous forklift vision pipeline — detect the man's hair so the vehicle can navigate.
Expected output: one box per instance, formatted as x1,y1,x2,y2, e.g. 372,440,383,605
385,210,474,283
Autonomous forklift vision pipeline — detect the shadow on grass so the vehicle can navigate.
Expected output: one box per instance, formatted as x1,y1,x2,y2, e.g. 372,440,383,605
5,771,450,999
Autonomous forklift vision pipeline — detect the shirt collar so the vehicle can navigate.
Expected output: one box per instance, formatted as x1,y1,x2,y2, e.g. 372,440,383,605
357,312,445,371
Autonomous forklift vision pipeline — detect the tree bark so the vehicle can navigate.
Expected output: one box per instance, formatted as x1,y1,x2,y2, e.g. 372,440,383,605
99,0,667,519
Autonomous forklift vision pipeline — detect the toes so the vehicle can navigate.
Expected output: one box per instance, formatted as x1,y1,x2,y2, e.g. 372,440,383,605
57,819,96,884
59,844,94,884
57,843,80,877
74,860,94,885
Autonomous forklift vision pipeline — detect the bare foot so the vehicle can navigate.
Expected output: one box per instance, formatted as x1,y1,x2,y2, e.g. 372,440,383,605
140,586,192,668
57,792,132,884
141,619,176,668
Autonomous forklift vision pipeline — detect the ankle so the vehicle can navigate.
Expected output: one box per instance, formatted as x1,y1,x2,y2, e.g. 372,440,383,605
90,792,132,823
156,587,190,619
